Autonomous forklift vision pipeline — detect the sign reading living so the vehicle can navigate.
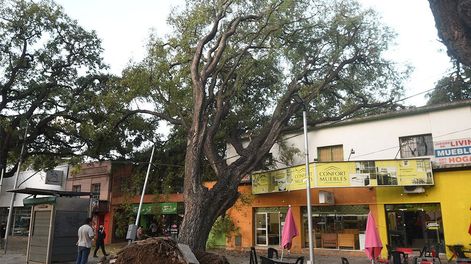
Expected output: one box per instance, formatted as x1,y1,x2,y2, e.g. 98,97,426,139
251,158,433,194
434,138,471,165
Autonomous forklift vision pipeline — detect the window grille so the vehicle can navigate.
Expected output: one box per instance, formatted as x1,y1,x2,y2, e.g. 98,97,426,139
399,134,433,158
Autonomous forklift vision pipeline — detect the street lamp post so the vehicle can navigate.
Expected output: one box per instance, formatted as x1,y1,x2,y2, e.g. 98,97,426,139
127,145,155,244
135,145,155,230
293,94,314,264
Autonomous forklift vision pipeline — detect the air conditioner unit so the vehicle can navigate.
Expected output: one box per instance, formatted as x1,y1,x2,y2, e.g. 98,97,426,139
403,186,425,194
319,191,335,204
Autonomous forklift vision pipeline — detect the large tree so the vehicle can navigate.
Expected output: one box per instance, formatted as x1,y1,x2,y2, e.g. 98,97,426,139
429,0,471,67
0,0,149,175
122,0,407,250
427,0,471,104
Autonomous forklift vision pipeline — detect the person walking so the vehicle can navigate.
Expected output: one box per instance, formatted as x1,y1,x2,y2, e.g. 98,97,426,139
76,217,94,264
93,225,109,258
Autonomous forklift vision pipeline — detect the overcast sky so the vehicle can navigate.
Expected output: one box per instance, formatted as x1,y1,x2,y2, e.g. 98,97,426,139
56,0,452,107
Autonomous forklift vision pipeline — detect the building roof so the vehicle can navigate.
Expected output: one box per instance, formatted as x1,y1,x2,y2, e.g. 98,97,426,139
7,187,91,197
315,99,471,129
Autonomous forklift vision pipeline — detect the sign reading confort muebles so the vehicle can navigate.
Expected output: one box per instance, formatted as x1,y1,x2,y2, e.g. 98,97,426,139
434,138,471,165
251,159,433,194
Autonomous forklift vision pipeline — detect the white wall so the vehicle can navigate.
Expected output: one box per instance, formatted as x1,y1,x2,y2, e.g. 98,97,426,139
226,104,471,169
0,164,69,207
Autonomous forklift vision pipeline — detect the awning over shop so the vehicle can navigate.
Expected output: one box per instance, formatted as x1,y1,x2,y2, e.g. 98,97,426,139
132,202,178,215
8,187,91,197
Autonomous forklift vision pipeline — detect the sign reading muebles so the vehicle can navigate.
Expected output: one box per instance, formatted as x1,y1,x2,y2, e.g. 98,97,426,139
251,158,433,194
434,138,471,165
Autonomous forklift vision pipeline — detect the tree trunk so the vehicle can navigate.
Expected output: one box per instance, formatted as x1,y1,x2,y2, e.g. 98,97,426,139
178,181,239,251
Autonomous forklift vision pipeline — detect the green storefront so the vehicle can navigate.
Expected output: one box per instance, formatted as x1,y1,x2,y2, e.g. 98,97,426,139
132,202,184,238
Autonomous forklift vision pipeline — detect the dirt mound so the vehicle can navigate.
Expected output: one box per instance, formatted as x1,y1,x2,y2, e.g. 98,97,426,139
194,251,230,264
114,237,187,264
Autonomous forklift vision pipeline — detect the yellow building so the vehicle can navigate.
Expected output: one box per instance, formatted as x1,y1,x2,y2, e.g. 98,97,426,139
375,169,471,259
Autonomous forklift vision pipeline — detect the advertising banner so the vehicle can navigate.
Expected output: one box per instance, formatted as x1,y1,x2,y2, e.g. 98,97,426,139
251,165,314,194
434,138,471,165
252,158,433,194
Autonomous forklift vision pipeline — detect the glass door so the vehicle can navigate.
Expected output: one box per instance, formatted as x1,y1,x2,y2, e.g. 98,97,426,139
255,213,268,246
385,203,445,252
267,212,281,246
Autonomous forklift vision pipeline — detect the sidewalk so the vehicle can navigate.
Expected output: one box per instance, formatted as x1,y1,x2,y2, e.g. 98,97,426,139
0,253,104,264
0,251,371,264
0,236,110,264
0,237,446,264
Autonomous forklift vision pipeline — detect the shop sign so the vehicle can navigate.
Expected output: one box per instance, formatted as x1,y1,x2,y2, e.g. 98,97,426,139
434,138,471,165
132,202,178,215
251,158,433,194
160,202,177,214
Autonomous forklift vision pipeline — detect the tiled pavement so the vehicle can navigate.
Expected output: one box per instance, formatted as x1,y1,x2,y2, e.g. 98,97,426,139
0,236,449,264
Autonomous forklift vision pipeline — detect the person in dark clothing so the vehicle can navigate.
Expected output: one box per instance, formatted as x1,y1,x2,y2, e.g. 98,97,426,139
0,222,6,249
93,225,109,258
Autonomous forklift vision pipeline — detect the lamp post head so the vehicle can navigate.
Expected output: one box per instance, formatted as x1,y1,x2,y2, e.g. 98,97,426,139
292,93,306,111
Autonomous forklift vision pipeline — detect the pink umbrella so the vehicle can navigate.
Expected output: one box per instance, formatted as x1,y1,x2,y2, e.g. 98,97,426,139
281,206,298,260
364,212,383,263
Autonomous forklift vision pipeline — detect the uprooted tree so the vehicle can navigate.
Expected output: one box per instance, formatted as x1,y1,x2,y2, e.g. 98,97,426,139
122,0,408,251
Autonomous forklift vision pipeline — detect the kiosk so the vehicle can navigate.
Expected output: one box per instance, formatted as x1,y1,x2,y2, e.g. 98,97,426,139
8,188,91,264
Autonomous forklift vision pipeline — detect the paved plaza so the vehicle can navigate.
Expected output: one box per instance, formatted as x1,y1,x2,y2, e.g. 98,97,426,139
0,236,449,264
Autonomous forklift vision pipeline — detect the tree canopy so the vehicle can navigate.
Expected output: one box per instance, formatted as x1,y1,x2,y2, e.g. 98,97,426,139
426,61,471,104
427,0,471,105
119,0,408,250
0,0,139,176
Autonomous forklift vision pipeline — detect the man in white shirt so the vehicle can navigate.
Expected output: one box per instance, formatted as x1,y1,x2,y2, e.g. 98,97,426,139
76,217,94,264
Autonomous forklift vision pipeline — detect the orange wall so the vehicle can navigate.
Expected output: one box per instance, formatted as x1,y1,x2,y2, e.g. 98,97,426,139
111,193,184,205
226,185,376,253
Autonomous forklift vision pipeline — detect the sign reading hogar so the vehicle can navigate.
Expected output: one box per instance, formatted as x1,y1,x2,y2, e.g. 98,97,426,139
434,138,471,165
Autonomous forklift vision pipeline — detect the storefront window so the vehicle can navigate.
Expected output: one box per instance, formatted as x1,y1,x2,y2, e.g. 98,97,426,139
13,207,31,236
385,203,444,253
254,207,287,246
302,205,368,249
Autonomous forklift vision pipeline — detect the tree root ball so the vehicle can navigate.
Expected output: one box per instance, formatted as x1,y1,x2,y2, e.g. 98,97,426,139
113,237,230,264
114,237,186,264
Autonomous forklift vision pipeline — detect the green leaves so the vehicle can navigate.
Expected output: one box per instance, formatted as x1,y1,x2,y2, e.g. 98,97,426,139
0,0,104,175
120,0,409,171
427,61,471,105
